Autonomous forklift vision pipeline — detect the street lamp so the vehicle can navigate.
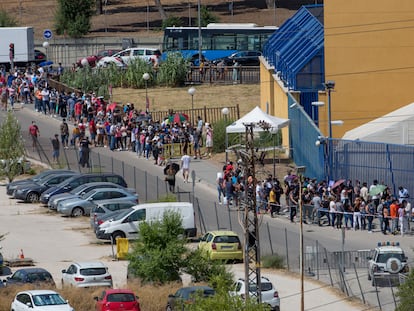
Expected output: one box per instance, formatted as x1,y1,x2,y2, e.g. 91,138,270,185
222,107,229,162
81,58,89,94
311,101,324,126
325,80,335,139
143,72,150,113
296,165,306,311
188,87,196,125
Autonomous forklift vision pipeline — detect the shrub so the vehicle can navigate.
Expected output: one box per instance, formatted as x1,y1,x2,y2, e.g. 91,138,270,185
212,118,234,153
261,254,285,269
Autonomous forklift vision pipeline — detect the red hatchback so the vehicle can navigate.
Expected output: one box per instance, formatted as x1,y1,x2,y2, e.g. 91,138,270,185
95,289,140,311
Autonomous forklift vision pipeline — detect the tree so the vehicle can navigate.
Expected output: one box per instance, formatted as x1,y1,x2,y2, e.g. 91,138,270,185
0,9,17,27
396,270,414,311
54,0,95,38
154,0,168,21
0,112,25,182
127,211,187,284
199,6,219,27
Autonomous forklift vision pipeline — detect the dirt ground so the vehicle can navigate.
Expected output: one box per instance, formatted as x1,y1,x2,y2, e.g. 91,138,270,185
1,0,301,40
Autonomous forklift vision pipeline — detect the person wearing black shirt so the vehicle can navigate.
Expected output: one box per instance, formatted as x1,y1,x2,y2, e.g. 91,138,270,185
79,134,91,168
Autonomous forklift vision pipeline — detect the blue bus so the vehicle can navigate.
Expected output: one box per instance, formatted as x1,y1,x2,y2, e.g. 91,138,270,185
162,23,278,64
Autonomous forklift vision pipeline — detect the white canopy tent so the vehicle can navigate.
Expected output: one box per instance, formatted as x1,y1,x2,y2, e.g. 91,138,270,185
225,106,290,174
342,103,414,144
226,106,290,134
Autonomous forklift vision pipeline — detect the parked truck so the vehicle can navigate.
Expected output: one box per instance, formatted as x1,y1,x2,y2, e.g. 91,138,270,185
0,27,35,70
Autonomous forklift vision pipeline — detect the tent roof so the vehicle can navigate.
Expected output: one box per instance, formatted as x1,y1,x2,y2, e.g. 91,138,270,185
226,106,290,134
342,103,414,144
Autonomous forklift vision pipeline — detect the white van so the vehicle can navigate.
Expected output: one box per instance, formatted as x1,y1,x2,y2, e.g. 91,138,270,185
95,202,196,241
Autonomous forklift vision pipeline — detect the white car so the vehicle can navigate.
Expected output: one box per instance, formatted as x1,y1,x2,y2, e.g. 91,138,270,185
11,290,74,311
367,242,409,286
230,276,280,311
98,47,160,66
61,261,113,288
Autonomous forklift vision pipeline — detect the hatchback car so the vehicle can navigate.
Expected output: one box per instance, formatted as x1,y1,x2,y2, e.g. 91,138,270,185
90,200,137,228
40,173,128,204
98,47,161,66
13,172,78,202
47,181,135,210
198,230,243,262
77,49,120,68
5,267,55,287
11,290,74,311
7,169,74,196
166,286,215,311
57,188,138,217
215,50,262,66
230,276,280,311
94,289,140,311
61,262,113,288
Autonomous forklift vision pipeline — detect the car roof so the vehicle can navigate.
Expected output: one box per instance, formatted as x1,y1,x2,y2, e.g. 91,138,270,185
95,199,136,206
15,267,50,274
206,230,239,236
74,182,120,191
132,202,191,210
87,187,130,195
72,261,108,268
180,285,214,292
376,246,404,253
17,289,59,295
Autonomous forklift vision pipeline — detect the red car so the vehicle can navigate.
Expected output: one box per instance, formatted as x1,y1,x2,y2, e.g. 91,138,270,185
77,49,120,68
94,289,140,311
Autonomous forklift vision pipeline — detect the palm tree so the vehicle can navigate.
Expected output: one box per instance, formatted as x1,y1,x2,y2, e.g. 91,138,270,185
154,0,168,21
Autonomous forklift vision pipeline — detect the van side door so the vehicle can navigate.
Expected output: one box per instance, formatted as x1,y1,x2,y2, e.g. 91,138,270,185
124,208,146,239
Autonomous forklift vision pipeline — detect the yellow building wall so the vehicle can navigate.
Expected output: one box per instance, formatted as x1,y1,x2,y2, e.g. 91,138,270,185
324,0,414,137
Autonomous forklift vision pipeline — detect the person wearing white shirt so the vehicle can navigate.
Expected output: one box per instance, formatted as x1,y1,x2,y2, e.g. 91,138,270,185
180,152,191,183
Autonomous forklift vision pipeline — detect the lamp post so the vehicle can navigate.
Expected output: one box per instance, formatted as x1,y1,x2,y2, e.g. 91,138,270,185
325,80,335,182
81,58,89,94
143,72,150,113
188,87,196,126
222,107,229,162
296,165,306,311
311,101,324,127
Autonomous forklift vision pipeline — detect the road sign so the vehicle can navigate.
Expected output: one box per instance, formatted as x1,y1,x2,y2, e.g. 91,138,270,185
43,29,53,40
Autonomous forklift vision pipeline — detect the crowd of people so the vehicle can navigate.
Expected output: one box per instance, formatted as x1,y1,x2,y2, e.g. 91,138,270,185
216,165,412,236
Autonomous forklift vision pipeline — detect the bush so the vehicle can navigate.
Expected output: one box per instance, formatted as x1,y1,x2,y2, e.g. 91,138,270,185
212,118,234,153
261,254,285,269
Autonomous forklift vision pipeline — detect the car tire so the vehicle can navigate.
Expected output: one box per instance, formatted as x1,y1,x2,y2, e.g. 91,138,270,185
71,207,84,217
26,192,39,203
112,231,125,241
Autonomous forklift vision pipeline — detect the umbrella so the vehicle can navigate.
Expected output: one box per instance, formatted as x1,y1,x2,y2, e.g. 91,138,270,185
168,113,189,125
369,184,387,196
38,60,53,67
332,179,346,189
106,102,117,112
164,162,180,175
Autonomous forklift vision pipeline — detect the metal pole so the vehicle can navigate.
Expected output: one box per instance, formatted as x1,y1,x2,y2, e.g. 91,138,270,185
341,227,345,272
191,95,194,125
197,0,202,66
299,176,304,311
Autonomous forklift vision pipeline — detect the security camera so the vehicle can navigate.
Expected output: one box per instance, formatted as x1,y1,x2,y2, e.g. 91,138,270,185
325,80,335,90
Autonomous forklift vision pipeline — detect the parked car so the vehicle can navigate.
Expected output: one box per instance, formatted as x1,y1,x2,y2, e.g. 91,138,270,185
33,49,47,65
77,49,120,68
61,262,113,288
94,289,140,311
230,276,280,311
57,187,138,217
97,47,161,66
92,209,131,233
166,286,215,311
5,268,55,287
40,173,128,204
47,181,136,210
213,50,262,66
7,169,74,196
13,172,78,203
198,230,243,262
11,290,74,311
90,200,137,229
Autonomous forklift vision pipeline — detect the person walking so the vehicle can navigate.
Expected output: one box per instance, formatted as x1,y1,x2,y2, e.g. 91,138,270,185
165,163,177,193
205,123,213,158
78,134,91,168
50,134,60,164
180,151,191,183
28,121,40,151
60,118,69,149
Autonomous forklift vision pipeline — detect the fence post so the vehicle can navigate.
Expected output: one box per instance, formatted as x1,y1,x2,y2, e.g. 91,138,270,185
111,157,114,173
122,161,125,180
156,176,159,200
227,205,232,231
97,153,101,172
388,277,397,309
267,222,274,255
133,166,137,191
285,227,289,271
324,247,334,286
374,280,382,311
316,240,319,280
353,263,365,305
144,171,148,202
214,202,220,230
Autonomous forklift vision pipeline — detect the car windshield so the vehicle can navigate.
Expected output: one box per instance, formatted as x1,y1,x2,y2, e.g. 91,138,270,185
107,293,135,302
248,281,273,292
377,253,405,263
33,293,67,306
27,272,53,283
80,190,97,199
80,267,107,276
113,208,134,221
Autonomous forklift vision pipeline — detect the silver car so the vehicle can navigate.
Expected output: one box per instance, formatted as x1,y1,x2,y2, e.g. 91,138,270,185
48,182,136,210
61,261,112,288
90,200,137,229
57,188,138,217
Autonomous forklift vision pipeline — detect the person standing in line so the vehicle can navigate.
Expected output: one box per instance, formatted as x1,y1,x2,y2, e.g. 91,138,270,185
289,178,299,223
40,86,50,115
60,118,69,149
398,186,409,203
205,122,213,158
50,134,60,164
193,129,201,160
78,134,91,168
28,120,39,151
232,59,239,83
180,151,191,183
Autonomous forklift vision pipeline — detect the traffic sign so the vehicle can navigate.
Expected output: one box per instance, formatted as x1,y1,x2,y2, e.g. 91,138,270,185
43,29,53,40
